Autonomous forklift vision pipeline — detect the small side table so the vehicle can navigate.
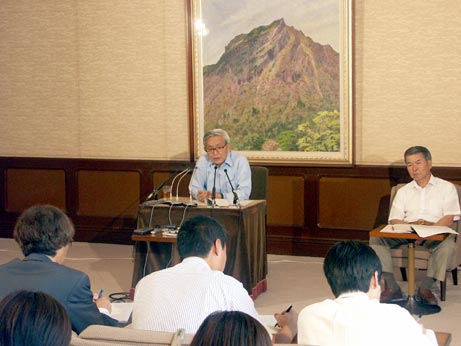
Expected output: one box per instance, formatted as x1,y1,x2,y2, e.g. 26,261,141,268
370,225,446,316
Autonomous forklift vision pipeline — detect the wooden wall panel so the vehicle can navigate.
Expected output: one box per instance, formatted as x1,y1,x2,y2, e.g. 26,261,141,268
267,176,304,226
318,177,390,230
2,157,461,257
5,168,66,212
77,170,140,217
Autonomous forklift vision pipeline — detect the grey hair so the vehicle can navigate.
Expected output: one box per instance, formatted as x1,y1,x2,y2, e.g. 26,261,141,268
404,146,432,162
203,129,230,146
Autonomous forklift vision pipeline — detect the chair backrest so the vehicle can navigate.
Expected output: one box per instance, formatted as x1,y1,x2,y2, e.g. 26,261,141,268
450,184,461,269
71,326,193,346
249,166,268,200
389,183,405,210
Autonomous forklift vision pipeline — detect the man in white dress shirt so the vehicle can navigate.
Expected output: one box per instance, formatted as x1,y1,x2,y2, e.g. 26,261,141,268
298,241,437,346
132,215,296,343
370,146,460,305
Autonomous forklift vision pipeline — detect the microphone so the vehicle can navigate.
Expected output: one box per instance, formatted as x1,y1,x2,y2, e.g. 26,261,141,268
145,171,178,201
211,165,218,207
187,166,198,207
224,168,240,206
169,167,192,202
174,168,191,202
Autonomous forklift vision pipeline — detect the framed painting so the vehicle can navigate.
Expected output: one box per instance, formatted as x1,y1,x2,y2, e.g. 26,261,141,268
188,0,353,165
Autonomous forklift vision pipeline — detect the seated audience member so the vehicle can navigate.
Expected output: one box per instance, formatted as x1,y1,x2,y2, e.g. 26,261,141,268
370,145,460,304
298,240,437,346
0,290,72,346
190,310,272,346
132,215,296,343
0,205,119,334
189,128,251,202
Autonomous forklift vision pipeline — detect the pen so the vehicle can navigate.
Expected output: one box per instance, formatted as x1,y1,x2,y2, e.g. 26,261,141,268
275,305,293,327
98,289,104,299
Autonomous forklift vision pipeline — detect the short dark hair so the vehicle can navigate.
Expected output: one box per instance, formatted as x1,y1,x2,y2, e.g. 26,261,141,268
13,205,75,257
190,311,272,346
323,241,382,297
404,146,432,162
0,290,72,346
177,215,227,261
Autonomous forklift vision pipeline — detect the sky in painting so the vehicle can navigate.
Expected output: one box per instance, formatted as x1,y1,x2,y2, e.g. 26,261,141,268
200,0,340,66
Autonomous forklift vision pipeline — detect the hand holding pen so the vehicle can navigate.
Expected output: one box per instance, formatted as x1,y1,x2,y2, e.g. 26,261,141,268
274,305,293,327
94,288,112,313
273,305,298,343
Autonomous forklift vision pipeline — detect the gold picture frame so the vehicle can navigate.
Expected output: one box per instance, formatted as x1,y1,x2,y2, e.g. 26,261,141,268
188,0,353,165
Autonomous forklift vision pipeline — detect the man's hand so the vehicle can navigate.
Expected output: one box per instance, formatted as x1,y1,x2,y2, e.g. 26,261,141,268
409,220,434,226
273,309,298,343
197,190,208,202
95,296,112,313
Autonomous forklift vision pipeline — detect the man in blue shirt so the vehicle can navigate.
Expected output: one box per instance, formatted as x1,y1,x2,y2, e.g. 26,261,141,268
189,129,251,202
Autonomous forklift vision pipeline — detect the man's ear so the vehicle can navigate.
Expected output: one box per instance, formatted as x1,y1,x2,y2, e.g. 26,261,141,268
370,271,380,289
213,239,225,255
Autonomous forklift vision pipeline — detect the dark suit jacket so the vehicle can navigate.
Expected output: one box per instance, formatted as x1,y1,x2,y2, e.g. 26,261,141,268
0,253,119,334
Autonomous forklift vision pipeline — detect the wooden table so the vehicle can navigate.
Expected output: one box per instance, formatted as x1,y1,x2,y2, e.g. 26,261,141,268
131,199,267,299
370,225,445,316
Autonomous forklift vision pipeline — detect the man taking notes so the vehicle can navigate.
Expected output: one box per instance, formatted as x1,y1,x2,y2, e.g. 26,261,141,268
132,215,297,343
298,241,437,346
189,129,251,202
370,146,460,305
0,205,119,334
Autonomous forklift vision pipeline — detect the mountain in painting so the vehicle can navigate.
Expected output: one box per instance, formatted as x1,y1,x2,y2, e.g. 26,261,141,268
203,18,340,151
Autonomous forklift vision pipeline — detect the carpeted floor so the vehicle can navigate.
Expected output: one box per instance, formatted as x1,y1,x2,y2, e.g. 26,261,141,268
1,238,459,344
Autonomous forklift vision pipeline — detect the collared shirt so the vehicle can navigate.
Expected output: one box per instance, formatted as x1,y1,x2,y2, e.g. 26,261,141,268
298,291,437,346
131,257,261,334
389,175,460,223
189,151,251,201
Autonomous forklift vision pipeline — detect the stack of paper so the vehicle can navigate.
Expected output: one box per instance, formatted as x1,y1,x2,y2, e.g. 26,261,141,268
380,224,458,237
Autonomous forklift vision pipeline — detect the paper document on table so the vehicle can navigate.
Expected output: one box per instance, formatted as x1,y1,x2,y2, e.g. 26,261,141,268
380,224,458,237
110,302,133,322
259,314,280,334
410,225,458,237
380,224,412,233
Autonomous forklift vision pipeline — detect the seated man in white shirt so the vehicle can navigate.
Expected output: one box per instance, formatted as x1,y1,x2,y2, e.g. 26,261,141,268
370,146,460,305
298,240,437,346
132,215,296,343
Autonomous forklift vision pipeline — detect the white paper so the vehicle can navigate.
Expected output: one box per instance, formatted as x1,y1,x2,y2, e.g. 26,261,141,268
380,224,458,237
110,302,133,322
259,314,280,334
380,224,412,233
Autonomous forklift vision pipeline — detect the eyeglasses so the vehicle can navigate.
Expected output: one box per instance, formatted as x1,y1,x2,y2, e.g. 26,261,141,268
205,144,227,153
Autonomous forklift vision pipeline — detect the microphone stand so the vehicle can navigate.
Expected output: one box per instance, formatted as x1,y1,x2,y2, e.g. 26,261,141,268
211,165,218,208
224,168,240,207
169,167,190,202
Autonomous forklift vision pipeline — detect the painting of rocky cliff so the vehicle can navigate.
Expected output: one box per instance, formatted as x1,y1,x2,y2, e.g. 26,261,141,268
193,0,352,163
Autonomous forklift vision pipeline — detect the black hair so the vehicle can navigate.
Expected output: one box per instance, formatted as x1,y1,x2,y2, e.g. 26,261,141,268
190,311,272,346
323,240,382,297
0,290,72,346
404,146,432,161
177,215,227,261
13,205,75,257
